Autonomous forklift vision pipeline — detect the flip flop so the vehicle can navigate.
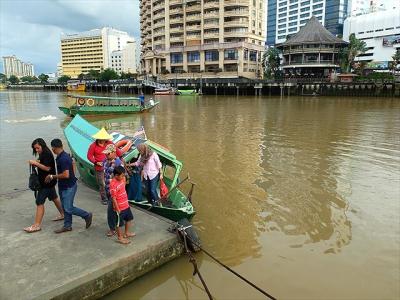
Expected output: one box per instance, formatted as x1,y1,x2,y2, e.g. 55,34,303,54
106,230,116,237
116,238,131,245
52,215,64,221
124,232,136,238
24,225,41,233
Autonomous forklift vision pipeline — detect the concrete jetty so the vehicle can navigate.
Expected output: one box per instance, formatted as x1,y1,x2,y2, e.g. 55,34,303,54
0,184,184,300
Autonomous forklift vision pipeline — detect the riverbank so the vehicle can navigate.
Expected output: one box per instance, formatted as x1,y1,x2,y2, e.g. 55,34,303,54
0,184,183,300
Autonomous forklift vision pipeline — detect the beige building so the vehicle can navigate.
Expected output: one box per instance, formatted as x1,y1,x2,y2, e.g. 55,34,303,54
140,0,266,79
61,27,134,78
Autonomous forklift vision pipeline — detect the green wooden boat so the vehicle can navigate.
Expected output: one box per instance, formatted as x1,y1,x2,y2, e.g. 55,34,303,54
64,115,195,221
59,94,159,117
177,89,198,95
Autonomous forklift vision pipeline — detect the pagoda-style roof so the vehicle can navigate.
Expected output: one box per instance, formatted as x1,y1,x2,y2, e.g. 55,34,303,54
278,16,348,47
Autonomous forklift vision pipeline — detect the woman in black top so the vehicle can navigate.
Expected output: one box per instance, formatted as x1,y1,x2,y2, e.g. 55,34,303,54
24,138,64,233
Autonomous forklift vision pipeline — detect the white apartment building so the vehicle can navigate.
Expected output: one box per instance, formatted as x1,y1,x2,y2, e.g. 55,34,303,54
61,27,134,78
350,0,399,15
110,40,137,74
343,9,400,68
2,55,34,78
267,0,350,46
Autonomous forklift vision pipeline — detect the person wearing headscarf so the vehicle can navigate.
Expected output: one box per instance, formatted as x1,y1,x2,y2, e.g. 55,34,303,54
128,143,162,205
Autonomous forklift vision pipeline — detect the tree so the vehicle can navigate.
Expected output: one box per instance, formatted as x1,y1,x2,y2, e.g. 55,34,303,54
78,73,85,80
9,75,19,84
38,73,49,83
86,69,100,80
390,50,400,74
58,75,71,84
262,47,281,79
340,33,367,72
20,76,35,83
98,68,119,82
0,73,6,83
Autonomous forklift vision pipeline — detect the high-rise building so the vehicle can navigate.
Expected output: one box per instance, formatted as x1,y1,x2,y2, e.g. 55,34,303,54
60,27,134,78
140,0,266,79
2,55,34,78
266,0,350,46
110,40,138,74
343,9,400,68
350,0,398,15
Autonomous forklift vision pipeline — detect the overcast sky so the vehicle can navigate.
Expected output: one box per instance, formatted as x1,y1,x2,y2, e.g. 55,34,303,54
0,0,140,74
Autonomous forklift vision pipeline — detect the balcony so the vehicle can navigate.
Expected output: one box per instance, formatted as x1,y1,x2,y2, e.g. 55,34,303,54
185,4,201,12
170,26,183,33
204,12,219,19
224,9,248,17
170,36,184,42
204,32,219,38
153,3,164,11
186,34,201,40
224,20,248,27
170,17,184,24
154,31,165,37
224,30,248,37
153,13,165,21
204,22,219,29
224,0,249,6
186,24,201,31
186,14,201,21
169,8,183,14
153,22,165,29
204,1,219,9
169,0,182,5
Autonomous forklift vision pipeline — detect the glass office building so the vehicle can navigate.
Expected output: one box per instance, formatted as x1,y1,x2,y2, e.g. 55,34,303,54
266,0,349,46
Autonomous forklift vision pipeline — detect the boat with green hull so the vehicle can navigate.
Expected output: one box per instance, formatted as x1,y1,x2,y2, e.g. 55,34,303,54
59,95,159,117
177,89,199,95
64,115,196,221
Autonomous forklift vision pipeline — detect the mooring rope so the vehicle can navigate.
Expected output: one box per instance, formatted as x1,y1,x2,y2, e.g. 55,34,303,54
139,207,277,300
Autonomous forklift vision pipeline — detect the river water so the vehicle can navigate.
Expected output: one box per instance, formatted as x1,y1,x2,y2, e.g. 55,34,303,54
0,90,399,300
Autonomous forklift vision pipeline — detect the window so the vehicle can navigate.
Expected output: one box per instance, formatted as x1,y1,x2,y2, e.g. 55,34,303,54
289,27,297,32
278,24,286,29
313,3,323,9
170,53,183,63
278,12,287,17
300,13,309,18
249,51,257,61
224,49,238,60
289,4,298,9
289,16,297,20
289,21,297,26
205,50,219,61
187,51,200,62
278,29,286,34
313,9,323,15
301,1,310,6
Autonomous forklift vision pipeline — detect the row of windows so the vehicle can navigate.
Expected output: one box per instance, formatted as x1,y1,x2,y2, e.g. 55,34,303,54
170,49,260,63
357,27,400,34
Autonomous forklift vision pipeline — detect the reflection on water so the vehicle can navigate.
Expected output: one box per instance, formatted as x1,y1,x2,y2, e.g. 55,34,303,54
1,91,399,299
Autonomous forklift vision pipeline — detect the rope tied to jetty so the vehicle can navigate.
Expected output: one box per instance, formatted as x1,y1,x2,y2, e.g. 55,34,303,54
172,222,277,300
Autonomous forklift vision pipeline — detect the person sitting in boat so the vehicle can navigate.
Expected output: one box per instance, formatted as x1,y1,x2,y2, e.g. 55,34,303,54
87,128,122,205
128,143,162,206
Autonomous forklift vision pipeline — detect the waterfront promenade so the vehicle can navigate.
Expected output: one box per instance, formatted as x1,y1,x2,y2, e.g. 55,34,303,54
0,184,183,300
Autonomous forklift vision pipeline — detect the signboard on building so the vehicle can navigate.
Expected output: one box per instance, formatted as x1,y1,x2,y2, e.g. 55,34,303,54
366,61,389,69
382,35,400,47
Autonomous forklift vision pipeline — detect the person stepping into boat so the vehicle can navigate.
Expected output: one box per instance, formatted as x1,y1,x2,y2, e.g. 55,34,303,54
102,144,123,237
128,143,162,206
87,128,122,205
47,139,93,233
110,166,135,244
24,138,64,233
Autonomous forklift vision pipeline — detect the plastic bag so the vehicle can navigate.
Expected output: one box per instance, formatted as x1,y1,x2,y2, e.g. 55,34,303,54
160,178,169,198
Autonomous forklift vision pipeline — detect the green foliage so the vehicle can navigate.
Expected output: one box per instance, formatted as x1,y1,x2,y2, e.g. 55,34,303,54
0,73,6,83
120,72,136,79
340,33,367,72
86,69,100,80
356,72,394,81
262,47,281,79
8,75,19,84
58,75,71,84
38,73,49,83
20,76,36,83
390,50,400,72
98,68,119,82
78,73,85,80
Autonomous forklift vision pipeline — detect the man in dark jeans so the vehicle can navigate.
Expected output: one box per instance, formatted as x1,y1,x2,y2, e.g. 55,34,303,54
45,139,92,233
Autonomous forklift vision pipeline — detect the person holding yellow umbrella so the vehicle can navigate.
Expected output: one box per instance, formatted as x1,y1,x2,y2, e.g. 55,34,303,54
87,128,122,205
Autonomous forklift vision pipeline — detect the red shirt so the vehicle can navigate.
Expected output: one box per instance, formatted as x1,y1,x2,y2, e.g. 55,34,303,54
87,140,122,171
110,178,129,211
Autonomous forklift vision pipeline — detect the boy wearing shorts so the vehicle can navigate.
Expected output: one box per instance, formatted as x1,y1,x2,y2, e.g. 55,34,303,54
110,166,135,244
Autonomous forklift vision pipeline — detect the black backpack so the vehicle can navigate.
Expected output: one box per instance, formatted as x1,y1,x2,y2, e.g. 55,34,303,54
29,165,41,191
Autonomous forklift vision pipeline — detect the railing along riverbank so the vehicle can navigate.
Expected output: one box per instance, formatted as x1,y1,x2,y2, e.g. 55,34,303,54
5,78,400,97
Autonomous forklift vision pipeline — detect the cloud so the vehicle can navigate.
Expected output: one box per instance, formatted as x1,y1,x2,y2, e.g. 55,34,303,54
0,0,140,74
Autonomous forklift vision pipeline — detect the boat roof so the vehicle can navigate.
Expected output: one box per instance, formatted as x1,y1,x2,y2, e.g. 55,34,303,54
67,94,140,100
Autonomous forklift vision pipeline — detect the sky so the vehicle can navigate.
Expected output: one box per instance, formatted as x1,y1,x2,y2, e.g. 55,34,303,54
0,0,140,74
